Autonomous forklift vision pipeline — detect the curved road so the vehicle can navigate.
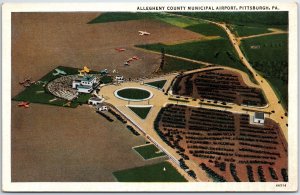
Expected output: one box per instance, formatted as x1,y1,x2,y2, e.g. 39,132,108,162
99,65,285,182
211,21,288,140
99,17,289,181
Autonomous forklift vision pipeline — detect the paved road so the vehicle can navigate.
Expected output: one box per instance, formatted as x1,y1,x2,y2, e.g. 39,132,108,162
166,12,288,140
239,28,288,41
98,65,283,181
99,16,289,181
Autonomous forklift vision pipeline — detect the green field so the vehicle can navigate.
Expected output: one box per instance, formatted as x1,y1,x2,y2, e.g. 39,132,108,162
100,75,113,84
88,12,230,39
117,88,151,100
133,144,166,160
185,22,228,38
144,80,167,89
162,57,206,73
153,13,199,28
128,106,152,119
241,34,288,110
88,12,199,28
88,12,149,24
113,161,187,182
13,66,101,108
230,25,271,37
88,12,288,28
137,39,238,66
13,82,78,107
174,12,288,26
137,39,256,83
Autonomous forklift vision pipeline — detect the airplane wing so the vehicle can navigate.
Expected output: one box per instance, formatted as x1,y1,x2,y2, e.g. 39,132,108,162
83,66,90,73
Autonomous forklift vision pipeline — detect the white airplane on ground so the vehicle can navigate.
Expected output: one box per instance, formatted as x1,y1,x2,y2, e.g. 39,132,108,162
138,31,150,36
53,68,67,76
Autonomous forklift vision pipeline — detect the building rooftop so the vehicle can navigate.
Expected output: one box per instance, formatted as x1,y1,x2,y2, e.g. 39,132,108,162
78,75,95,82
96,103,106,108
77,85,93,89
89,97,101,101
254,112,265,120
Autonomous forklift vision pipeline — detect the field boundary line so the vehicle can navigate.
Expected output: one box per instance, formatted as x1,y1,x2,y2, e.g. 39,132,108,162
108,104,181,167
132,143,153,149
133,46,214,66
131,147,167,161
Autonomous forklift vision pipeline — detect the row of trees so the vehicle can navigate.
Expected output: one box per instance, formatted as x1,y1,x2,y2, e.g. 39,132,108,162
108,109,127,124
96,111,114,122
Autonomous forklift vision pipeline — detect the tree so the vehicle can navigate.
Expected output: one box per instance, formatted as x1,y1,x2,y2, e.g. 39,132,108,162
159,47,165,71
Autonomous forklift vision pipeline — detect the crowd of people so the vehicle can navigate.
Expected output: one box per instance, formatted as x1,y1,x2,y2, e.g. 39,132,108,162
47,75,78,101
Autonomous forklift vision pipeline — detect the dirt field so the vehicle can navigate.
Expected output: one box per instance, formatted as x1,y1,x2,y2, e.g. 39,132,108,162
12,102,168,181
156,104,287,182
12,12,202,97
11,13,203,181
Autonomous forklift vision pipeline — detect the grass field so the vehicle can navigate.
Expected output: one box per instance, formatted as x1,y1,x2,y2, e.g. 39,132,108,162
113,161,187,182
12,66,100,108
12,82,77,107
174,12,288,26
128,106,152,119
88,12,149,24
133,144,166,160
162,57,206,73
100,75,113,84
230,25,271,37
137,39,239,66
88,12,228,39
88,12,199,28
153,13,199,28
241,34,288,110
185,22,228,38
144,80,167,89
117,88,151,100
137,39,256,83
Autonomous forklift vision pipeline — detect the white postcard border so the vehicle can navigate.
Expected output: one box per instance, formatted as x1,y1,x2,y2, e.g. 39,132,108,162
2,2,298,192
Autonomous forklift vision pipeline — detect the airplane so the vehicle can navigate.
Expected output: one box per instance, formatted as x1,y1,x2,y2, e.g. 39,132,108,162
18,101,30,108
100,69,109,75
19,77,35,87
126,58,134,63
132,56,139,60
35,80,47,87
115,48,126,52
53,68,67,76
138,31,150,36
19,77,31,85
78,71,85,77
78,66,91,75
22,83,31,87
63,101,71,107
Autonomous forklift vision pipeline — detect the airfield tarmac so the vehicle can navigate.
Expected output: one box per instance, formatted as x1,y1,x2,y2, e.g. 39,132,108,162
11,12,201,181
12,12,202,97
12,102,169,181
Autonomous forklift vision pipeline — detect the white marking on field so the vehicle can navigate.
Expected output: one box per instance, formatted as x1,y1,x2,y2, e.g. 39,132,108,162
132,144,167,161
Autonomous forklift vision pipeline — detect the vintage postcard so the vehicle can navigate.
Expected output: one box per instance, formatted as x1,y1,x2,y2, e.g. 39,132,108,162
2,2,298,192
